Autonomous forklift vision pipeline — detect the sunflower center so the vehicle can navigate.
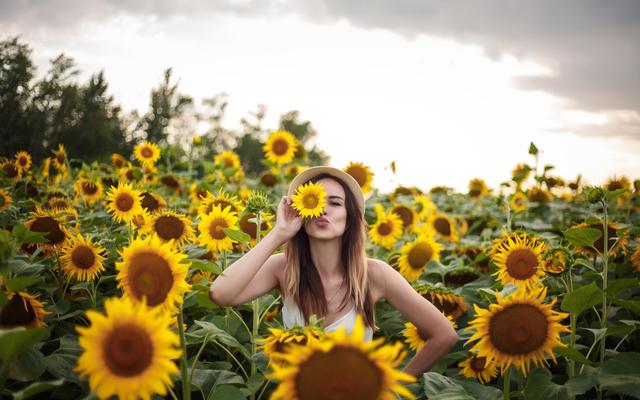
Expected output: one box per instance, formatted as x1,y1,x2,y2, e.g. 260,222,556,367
116,193,134,212
271,138,290,156
3,163,19,178
72,245,96,269
140,147,154,158
470,356,487,372
607,181,623,191
103,323,154,377
434,217,451,235
377,222,393,236
303,194,319,209
506,249,538,280
18,157,28,166
208,218,229,240
295,345,383,400
141,192,160,212
408,243,434,269
56,153,64,164
346,167,367,187
161,176,179,188
154,216,185,241
393,207,413,228
489,304,548,355
240,213,267,239
0,295,36,328
82,182,98,195
223,157,234,168
128,252,174,307
30,216,65,245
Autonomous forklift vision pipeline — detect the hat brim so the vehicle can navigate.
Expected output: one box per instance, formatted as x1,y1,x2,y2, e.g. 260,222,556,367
287,166,365,215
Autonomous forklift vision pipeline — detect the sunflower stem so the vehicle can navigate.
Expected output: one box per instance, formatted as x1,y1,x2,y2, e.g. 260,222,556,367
503,366,511,400
505,195,512,233
568,263,577,379
212,339,249,379
597,199,610,400
167,385,179,400
188,335,209,385
177,305,191,400
250,212,263,400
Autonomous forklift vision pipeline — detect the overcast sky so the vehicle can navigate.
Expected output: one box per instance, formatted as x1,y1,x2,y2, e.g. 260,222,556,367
2,0,639,193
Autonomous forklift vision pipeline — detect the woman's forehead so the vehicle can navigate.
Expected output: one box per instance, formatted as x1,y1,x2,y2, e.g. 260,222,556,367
317,178,345,198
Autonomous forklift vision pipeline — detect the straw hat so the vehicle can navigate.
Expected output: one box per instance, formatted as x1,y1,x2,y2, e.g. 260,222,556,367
287,166,365,215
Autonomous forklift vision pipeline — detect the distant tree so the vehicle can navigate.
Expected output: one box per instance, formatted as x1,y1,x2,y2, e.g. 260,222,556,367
279,111,329,166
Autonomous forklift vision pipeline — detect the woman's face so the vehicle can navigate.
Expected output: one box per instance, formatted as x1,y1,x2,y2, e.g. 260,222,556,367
303,178,348,240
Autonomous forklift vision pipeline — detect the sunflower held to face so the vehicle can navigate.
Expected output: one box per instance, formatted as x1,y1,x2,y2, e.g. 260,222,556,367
491,232,547,290
0,291,50,329
144,210,195,248
344,161,374,194
269,316,416,400
134,141,161,166
105,182,144,223
60,234,106,281
116,235,191,313
75,296,181,400
263,130,298,165
198,205,240,254
397,236,443,281
291,181,327,218
458,353,498,384
368,204,403,249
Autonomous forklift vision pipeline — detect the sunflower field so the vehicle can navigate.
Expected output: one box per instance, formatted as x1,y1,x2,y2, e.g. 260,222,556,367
1,137,639,400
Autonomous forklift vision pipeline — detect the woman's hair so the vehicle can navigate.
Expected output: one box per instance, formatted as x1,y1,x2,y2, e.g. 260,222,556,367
283,173,375,328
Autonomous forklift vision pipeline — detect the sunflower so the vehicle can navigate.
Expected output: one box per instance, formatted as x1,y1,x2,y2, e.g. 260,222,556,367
214,150,241,169
291,181,327,218
414,283,468,320
59,234,106,281
144,210,194,248
106,182,144,223
75,296,181,400
49,196,72,211
189,184,210,204
527,187,552,204
190,270,216,285
488,229,519,257
15,151,32,170
458,353,498,384
116,235,191,313
0,291,50,329
604,176,631,192
257,326,323,365
140,191,166,213
512,163,531,183
491,233,547,290
118,164,142,182
285,164,307,179
468,178,489,198
269,316,416,400
402,315,457,352
542,248,567,274
397,236,443,281
344,161,374,194
429,213,459,243
263,306,280,323
391,204,417,232
52,144,67,171
465,285,569,375
571,219,628,258
198,205,239,254
368,205,403,249
131,211,150,230
259,171,280,187
444,266,480,286
510,191,528,212
1,160,22,181
0,188,12,212
198,189,244,217
263,130,298,165
631,247,640,272
412,194,436,221
134,141,161,166
111,153,127,169
26,207,68,250
74,178,104,204
160,175,182,194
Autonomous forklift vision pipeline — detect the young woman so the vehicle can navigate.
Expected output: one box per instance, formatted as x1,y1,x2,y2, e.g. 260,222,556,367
209,166,458,377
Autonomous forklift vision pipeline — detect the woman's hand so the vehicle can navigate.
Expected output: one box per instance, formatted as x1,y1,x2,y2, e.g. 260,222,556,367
273,196,303,243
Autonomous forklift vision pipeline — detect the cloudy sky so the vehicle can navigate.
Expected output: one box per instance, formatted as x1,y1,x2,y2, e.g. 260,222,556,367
2,0,639,193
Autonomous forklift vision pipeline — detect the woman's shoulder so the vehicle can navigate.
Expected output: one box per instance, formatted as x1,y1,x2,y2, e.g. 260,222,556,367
366,257,393,301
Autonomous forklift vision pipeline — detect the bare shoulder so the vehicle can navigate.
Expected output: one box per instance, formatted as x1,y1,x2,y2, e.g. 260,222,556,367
366,258,393,302
267,252,287,285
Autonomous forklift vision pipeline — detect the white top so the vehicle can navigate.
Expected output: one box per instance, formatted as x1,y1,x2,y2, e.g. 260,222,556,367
282,299,374,342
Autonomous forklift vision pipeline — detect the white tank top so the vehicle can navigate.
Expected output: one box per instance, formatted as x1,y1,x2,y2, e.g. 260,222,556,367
282,299,374,342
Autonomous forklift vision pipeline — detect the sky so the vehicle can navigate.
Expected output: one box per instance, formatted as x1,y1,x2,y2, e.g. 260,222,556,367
2,0,639,193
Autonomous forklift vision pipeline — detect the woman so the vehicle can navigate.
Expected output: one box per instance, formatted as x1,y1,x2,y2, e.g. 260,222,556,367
209,166,458,377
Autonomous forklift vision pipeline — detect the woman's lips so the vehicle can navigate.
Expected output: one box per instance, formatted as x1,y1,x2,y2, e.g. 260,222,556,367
315,217,329,226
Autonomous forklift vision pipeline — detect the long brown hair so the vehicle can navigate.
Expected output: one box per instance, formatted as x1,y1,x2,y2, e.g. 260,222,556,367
283,173,375,328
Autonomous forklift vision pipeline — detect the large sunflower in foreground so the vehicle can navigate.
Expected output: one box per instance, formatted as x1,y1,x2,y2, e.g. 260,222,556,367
0,291,50,329
257,325,324,365
26,207,68,250
105,182,144,223
0,188,12,212
397,236,443,281
198,205,239,254
134,141,161,166
458,353,498,384
144,210,194,248
269,316,416,400
291,181,327,218
116,236,191,313
60,234,106,281
465,285,569,375
344,161,374,194
263,130,298,165
491,233,547,290
402,315,457,352
368,204,403,249
75,296,181,400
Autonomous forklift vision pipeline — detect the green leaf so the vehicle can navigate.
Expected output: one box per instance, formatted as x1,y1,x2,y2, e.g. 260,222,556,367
605,188,628,201
598,352,640,397
562,227,602,248
561,282,603,316
11,224,47,244
45,335,82,382
190,369,244,399
190,258,223,275
190,320,250,359
3,276,42,291
523,368,568,400
208,384,246,400
614,299,640,315
7,347,46,382
11,378,64,400
422,372,501,400
529,142,539,155
553,346,592,365
222,228,251,244
573,258,597,273
605,278,639,297
0,327,50,362
565,371,598,397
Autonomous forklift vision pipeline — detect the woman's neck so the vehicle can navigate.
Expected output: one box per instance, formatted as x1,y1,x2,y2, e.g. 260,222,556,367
309,237,343,280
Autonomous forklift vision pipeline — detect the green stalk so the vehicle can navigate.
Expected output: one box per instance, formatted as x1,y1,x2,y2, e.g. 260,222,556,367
568,265,577,379
597,200,610,400
503,366,511,400
178,305,191,400
250,211,262,399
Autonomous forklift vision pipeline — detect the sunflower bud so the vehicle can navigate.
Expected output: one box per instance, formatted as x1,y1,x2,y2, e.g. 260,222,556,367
584,186,605,203
245,190,271,213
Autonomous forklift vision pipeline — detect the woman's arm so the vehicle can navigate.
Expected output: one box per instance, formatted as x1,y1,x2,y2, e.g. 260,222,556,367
209,196,303,307
372,260,459,378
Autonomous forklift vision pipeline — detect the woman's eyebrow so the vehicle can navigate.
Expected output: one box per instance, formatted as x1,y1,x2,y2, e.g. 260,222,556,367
328,195,344,200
